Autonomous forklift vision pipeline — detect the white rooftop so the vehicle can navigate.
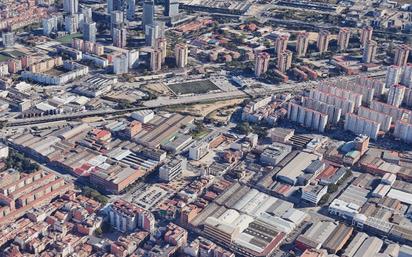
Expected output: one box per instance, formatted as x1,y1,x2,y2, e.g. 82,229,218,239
387,189,412,205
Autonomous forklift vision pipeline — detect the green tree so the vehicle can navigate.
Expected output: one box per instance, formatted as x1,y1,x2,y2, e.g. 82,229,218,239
319,193,330,205
94,227,103,237
252,125,267,138
236,122,251,135
117,100,133,109
81,186,109,205
5,149,40,173
327,184,338,194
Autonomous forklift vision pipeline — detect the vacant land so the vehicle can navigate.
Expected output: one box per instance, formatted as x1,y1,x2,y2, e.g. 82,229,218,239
167,80,220,95
144,83,172,96
165,98,244,117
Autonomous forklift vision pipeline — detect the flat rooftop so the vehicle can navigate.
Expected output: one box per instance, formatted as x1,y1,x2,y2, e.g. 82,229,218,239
276,152,319,185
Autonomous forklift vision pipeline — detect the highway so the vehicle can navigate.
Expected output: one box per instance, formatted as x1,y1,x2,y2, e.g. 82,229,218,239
3,72,380,127
4,83,304,127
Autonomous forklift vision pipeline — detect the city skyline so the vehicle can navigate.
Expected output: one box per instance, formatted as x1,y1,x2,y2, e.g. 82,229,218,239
0,0,411,257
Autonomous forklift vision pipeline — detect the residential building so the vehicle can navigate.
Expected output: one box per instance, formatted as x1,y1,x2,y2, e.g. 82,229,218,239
302,184,327,205
127,0,136,20
360,26,373,47
1,32,15,48
164,0,179,17
113,55,128,74
394,121,412,143
338,28,351,51
277,50,292,73
164,223,187,247
111,10,124,32
83,22,96,42
42,16,59,36
64,15,78,34
255,52,270,77
108,0,122,13
344,113,380,140
401,64,412,87
155,37,167,63
81,6,92,23
394,44,410,66
275,34,289,57
288,102,329,133
63,0,78,14
387,84,406,107
159,158,187,182
362,40,377,63
189,143,209,160
145,21,164,47
108,199,155,233
385,65,402,87
296,31,309,57
113,27,127,48
143,0,154,27
21,61,89,85
175,43,189,68
317,30,330,53
150,48,162,72
0,170,74,226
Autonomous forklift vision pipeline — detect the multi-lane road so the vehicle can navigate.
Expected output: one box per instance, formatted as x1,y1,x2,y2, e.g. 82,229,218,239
2,72,383,128
3,81,303,127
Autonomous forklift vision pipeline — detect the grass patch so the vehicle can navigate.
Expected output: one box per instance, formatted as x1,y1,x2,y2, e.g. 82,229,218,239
57,33,83,44
191,122,210,139
7,50,26,57
0,53,12,62
192,129,210,139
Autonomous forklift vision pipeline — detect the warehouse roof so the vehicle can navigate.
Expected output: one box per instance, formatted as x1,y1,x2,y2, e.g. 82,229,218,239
399,245,412,257
387,188,412,205
276,152,319,185
338,184,369,207
304,160,325,174
297,220,338,247
353,237,383,257
322,223,353,253
343,232,368,257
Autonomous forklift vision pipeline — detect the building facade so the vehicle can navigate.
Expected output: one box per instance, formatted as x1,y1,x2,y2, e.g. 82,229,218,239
394,44,410,66
387,84,406,107
159,158,187,182
317,30,331,54
255,52,270,77
277,50,292,73
83,22,96,42
175,43,189,68
385,65,402,87
113,27,127,48
337,28,351,51
143,0,154,27
360,26,373,47
296,32,309,57
362,40,377,63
